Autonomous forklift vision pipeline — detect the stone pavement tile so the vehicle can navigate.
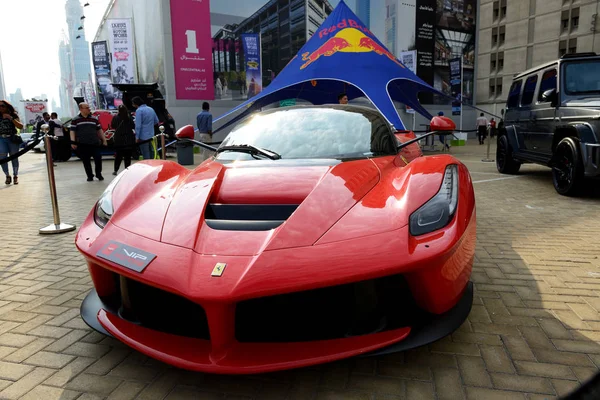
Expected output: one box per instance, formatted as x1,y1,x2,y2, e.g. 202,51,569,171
107,381,147,400
491,372,556,395
538,319,572,340
0,322,21,336
106,362,161,382
65,373,123,395
27,324,72,339
532,348,596,368
254,382,292,400
19,385,81,400
164,386,222,400
22,349,76,369
44,329,90,353
502,335,537,361
62,341,112,358
45,308,80,326
0,332,36,347
10,314,54,335
402,349,457,368
430,339,480,357
457,355,492,388
405,381,434,400
552,339,600,354
432,367,464,400
0,367,55,399
452,331,503,346
513,361,576,380
465,386,526,400
318,362,350,390
377,362,430,380
3,337,55,363
480,345,515,373
315,389,373,400
0,379,10,392
470,322,521,336
551,379,581,397
84,347,131,375
0,360,34,381
0,346,17,359
43,356,96,387
518,326,556,350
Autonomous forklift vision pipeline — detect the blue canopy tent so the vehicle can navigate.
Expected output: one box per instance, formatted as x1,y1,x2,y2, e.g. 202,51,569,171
214,0,446,132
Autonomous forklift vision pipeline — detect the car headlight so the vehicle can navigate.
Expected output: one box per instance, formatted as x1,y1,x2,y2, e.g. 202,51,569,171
94,172,126,228
410,164,458,236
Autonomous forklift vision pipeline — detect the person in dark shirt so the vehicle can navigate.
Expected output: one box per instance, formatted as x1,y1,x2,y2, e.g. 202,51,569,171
70,103,107,181
111,104,136,175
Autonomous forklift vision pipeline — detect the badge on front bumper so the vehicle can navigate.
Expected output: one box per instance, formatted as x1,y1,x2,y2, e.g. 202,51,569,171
97,241,157,273
212,263,227,277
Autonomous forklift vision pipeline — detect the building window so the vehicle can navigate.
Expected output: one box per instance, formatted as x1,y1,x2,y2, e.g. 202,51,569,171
491,53,497,71
489,79,496,97
561,11,570,32
492,27,498,46
499,26,505,46
569,38,578,54
500,0,507,19
493,1,499,21
559,40,567,57
571,8,579,31
490,78,505,98
498,52,504,70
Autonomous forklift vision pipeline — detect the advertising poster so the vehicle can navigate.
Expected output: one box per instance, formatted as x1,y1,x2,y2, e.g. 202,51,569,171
91,41,118,109
415,0,436,103
241,34,262,99
169,0,214,100
400,50,418,113
108,19,136,85
449,57,462,115
23,101,47,126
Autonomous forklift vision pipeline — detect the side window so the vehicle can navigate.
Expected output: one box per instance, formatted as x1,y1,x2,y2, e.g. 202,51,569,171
506,80,522,109
521,75,538,106
538,68,557,102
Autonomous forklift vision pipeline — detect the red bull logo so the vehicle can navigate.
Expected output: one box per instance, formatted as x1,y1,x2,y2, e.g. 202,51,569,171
300,23,405,70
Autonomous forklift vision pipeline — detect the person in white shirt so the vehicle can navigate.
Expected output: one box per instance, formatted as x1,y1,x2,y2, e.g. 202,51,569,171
476,113,488,144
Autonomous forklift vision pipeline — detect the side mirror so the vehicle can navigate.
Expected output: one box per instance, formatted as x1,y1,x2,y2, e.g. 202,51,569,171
542,89,559,107
430,116,456,134
175,125,195,139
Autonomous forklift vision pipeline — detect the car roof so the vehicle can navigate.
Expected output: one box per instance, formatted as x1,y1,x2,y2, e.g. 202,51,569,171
254,104,389,119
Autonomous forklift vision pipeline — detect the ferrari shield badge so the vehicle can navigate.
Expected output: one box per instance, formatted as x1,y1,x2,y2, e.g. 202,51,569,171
211,262,227,277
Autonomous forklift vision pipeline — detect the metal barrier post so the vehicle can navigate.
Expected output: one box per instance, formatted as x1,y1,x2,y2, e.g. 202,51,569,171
482,128,495,163
39,124,76,235
159,126,166,160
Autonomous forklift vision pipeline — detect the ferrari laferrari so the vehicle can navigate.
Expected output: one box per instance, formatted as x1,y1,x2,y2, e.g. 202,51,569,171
77,105,476,374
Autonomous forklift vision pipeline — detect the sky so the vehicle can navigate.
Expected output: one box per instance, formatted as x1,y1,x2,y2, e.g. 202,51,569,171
1,0,110,107
0,0,367,110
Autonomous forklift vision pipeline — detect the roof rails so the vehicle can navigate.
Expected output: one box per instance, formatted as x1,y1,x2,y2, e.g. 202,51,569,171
560,52,598,59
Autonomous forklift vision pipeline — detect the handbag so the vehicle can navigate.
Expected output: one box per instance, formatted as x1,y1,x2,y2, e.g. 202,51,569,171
10,134,23,145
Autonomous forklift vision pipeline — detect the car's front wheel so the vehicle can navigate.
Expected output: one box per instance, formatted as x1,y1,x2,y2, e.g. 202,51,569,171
496,135,521,174
552,137,584,196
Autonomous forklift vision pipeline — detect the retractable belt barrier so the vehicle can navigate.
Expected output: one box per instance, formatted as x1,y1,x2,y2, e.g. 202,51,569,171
0,137,43,165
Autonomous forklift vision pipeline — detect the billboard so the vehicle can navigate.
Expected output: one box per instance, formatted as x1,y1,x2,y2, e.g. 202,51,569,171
107,19,136,85
22,101,47,126
91,41,119,110
169,0,214,100
241,34,262,98
449,57,462,115
400,50,417,113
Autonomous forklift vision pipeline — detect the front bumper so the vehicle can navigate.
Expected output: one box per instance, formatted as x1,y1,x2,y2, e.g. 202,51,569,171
81,281,472,374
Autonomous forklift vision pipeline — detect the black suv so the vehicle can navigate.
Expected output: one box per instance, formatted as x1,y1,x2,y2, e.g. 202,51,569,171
496,52,600,195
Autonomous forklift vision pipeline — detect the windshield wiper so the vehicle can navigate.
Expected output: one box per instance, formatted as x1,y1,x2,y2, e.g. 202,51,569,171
216,144,281,160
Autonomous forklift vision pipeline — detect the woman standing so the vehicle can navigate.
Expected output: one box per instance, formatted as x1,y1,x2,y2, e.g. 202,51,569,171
0,100,24,185
111,105,136,175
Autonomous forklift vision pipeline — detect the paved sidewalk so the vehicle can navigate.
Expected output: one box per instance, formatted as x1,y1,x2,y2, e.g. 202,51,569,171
0,139,599,399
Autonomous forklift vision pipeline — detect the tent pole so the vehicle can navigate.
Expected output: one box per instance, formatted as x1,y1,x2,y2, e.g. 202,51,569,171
459,51,464,133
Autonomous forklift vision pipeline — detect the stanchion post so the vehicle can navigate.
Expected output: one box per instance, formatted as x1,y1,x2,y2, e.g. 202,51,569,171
482,127,495,163
39,124,76,235
159,126,166,160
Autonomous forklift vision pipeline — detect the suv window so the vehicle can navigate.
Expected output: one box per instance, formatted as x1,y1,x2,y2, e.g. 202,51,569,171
507,80,522,109
521,75,538,106
538,68,557,102
564,60,600,95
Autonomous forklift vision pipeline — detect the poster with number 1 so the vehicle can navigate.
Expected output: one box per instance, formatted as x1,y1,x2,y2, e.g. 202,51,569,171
169,0,214,100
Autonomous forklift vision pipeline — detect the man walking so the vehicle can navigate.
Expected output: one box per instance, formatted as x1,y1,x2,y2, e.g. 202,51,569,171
70,103,107,181
132,96,158,160
476,112,488,145
196,102,213,162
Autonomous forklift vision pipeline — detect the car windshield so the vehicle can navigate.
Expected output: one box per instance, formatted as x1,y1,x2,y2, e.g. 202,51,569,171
215,107,397,161
564,60,600,95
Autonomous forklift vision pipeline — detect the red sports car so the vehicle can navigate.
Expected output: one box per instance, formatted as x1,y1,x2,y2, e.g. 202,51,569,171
76,105,476,374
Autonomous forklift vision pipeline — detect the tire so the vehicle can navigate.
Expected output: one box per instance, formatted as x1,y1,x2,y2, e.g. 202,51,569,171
496,135,521,174
552,137,584,196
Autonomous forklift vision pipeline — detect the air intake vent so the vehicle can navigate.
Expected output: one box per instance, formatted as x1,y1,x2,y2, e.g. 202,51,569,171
204,204,299,231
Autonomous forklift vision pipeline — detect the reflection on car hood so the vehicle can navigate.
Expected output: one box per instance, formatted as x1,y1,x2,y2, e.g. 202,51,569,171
111,158,383,256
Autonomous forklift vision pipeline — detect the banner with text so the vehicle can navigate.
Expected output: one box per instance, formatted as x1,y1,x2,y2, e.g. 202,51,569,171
107,19,136,85
91,41,118,109
415,0,435,104
450,58,462,115
241,34,262,98
170,0,214,100
400,50,417,114
23,101,47,126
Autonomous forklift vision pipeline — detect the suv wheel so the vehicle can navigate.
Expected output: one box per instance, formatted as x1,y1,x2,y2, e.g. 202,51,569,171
552,137,584,196
496,135,521,174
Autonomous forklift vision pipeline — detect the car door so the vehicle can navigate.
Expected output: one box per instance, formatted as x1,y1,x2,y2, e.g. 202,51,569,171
533,67,558,156
520,74,539,152
505,80,526,150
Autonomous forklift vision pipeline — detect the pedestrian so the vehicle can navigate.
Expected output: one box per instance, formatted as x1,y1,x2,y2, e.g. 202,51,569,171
111,104,136,175
437,111,450,150
48,112,64,162
489,117,497,138
35,112,50,137
476,112,488,144
196,102,213,162
132,96,158,160
70,102,107,181
0,100,24,185
338,93,349,104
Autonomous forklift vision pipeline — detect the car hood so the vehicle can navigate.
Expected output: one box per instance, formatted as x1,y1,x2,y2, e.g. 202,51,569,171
111,158,382,255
